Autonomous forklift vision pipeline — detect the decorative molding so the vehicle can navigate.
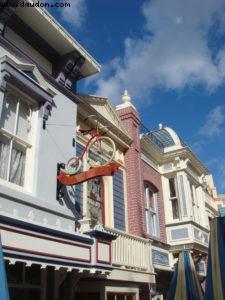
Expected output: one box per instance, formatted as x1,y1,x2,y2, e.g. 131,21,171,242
85,228,117,242
54,51,85,90
0,58,54,126
96,240,111,265
0,214,94,245
0,35,80,103
0,68,10,92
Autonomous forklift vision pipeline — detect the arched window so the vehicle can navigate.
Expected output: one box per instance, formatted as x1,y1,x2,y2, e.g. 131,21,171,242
144,182,160,237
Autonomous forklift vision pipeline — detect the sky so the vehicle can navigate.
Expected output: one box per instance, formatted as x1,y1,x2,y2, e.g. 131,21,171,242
48,0,225,193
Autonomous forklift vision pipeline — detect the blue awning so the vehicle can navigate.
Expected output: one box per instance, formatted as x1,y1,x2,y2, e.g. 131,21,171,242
0,239,9,300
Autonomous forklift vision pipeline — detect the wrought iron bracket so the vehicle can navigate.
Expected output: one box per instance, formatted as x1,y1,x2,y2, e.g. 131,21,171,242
56,163,65,201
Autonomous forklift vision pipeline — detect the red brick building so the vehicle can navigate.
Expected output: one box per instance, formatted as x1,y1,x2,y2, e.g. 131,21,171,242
116,91,172,299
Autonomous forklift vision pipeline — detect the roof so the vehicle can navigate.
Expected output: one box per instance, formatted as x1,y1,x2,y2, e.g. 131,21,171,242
144,127,185,150
77,94,132,148
15,0,100,78
141,126,209,174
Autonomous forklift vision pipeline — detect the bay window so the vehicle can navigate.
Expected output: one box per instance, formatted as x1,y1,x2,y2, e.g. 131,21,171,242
0,89,34,187
169,177,180,220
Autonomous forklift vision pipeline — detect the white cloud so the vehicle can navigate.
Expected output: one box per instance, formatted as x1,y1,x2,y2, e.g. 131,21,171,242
90,0,225,104
199,106,225,137
55,0,87,28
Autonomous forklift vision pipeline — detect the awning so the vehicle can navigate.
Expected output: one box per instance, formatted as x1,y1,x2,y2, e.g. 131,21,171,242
205,217,225,300
167,250,203,300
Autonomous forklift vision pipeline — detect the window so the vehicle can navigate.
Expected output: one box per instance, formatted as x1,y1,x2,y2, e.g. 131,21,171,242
107,293,136,300
0,90,34,187
145,183,160,237
6,262,42,300
87,177,104,225
169,178,180,219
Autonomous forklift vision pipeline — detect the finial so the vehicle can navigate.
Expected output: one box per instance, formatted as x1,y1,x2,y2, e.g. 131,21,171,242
121,90,131,103
159,123,163,129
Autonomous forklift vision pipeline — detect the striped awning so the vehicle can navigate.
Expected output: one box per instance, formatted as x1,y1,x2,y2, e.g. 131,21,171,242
167,250,203,300
205,217,225,300
0,238,9,300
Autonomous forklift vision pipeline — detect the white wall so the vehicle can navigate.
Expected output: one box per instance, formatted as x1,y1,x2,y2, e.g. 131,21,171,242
0,34,78,231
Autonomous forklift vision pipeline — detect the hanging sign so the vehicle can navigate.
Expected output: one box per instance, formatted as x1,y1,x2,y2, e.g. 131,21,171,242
57,162,121,186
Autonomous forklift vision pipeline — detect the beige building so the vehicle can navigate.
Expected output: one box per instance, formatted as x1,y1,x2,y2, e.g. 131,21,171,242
141,124,218,277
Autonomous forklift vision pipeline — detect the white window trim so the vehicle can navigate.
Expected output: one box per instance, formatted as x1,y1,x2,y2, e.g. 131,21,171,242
168,177,181,220
0,86,38,192
145,187,159,237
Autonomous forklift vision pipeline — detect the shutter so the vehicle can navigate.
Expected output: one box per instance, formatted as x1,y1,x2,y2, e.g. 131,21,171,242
113,170,126,231
74,143,84,218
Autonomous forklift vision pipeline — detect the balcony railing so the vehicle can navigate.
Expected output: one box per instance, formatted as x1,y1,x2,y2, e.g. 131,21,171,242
105,227,152,272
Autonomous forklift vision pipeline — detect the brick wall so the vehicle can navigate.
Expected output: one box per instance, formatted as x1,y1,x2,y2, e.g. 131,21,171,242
116,105,167,242
117,106,147,237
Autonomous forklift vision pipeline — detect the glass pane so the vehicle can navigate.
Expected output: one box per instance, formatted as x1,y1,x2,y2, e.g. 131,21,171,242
87,198,102,223
6,262,23,284
17,100,32,141
150,213,156,235
127,296,134,300
107,295,115,300
87,177,103,223
0,135,10,180
9,288,25,300
9,142,26,186
26,289,41,300
9,288,41,300
0,93,18,133
169,178,176,198
172,198,180,219
117,296,125,300
25,265,41,285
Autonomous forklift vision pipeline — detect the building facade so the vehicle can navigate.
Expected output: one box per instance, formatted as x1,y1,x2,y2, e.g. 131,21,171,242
116,92,172,300
116,91,219,299
73,94,155,299
0,2,124,300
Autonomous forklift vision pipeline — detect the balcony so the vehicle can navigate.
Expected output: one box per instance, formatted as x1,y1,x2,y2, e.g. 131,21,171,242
166,222,209,252
105,227,153,272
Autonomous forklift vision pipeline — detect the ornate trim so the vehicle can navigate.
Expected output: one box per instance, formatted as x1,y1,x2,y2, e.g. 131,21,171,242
54,51,85,90
0,59,54,124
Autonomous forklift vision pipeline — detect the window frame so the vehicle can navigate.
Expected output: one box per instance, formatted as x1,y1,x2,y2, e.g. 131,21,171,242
0,85,37,191
145,182,160,237
168,177,180,220
87,176,105,225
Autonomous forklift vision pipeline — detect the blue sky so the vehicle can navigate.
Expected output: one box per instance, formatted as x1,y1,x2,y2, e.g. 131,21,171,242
48,0,225,193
